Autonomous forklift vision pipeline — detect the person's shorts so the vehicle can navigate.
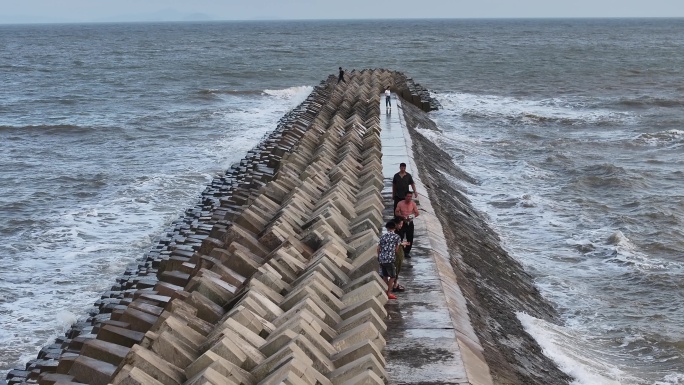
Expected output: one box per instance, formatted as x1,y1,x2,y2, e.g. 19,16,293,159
395,247,404,276
380,262,397,278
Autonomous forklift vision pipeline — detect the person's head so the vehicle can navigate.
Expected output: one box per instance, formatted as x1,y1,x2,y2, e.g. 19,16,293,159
394,216,405,229
399,163,406,172
404,192,413,202
339,67,342,71
386,86,390,90
385,220,396,231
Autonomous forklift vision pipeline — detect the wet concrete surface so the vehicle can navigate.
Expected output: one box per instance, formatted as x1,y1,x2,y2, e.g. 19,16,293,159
380,96,470,384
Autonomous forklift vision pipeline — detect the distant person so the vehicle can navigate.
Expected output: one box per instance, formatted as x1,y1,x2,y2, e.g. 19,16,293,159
395,192,419,258
377,220,402,299
392,163,417,212
385,86,391,110
337,67,346,84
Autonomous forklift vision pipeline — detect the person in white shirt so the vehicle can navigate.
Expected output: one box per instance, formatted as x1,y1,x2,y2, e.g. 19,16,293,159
385,86,391,110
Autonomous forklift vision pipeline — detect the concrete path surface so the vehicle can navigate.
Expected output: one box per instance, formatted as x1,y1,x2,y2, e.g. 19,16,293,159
380,94,493,385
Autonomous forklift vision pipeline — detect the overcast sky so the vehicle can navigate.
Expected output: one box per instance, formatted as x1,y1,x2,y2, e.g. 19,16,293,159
1,0,683,24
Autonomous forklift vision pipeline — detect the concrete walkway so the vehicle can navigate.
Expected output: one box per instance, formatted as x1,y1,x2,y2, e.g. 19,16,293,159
380,94,493,385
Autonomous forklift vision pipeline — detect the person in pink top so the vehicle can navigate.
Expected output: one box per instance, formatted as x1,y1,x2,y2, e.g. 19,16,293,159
394,191,419,258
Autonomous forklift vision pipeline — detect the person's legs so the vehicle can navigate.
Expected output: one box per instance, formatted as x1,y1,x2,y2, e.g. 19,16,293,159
393,246,404,291
387,277,396,295
382,263,398,299
405,221,415,256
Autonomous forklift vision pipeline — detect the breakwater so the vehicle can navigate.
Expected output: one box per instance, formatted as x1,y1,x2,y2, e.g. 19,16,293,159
5,69,444,385
4,69,570,385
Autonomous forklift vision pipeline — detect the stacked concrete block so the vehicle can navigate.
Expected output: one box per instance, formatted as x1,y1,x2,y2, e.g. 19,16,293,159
17,69,406,385
385,71,441,112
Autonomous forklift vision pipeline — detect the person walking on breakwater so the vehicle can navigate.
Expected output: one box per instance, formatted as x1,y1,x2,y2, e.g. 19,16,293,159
377,220,402,299
395,191,419,258
392,162,417,212
385,86,392,111
337,67,346,84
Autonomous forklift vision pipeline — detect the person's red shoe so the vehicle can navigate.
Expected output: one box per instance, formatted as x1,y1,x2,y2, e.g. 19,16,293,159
387,292,397,300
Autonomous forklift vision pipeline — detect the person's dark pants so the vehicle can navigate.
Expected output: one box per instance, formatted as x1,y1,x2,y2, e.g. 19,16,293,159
402,221,415,256
386,96,391,107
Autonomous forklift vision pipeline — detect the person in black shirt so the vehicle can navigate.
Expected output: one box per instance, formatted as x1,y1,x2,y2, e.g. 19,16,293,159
337,67,346,84
392,162,417,212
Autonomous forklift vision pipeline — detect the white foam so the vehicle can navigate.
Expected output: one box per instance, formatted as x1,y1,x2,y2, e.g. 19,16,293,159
656,373,684,385
210,85,314,168
56,310,78,329
437,92,635,127
263,85,314,99
421,102,683,384
518,312,635,385
634,129,684,147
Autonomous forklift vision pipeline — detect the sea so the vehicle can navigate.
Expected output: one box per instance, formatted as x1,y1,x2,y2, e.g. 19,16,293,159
0,19,682,384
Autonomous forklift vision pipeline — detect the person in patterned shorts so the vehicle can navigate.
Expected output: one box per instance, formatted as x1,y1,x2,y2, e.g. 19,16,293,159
377,220,402,299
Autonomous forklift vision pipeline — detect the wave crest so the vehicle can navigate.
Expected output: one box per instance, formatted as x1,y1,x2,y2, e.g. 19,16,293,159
634,129,684,146
263,86,314,99
437,92,634,127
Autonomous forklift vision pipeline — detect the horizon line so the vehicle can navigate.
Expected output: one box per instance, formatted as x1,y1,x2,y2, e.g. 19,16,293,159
1,15,684,26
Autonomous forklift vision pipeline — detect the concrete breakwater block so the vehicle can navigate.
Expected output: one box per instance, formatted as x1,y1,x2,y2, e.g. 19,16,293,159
68,355,117,385
96,325,144,348
328,354,388,385
36,372,82,385
109,365,165,385
161,301,214,337
111,345,185,385
261,321,336,358
257,355,331,385
195,255,246,288
144,330,199,369
184,291,224,324
333,319,386,351
184,351,255,385
79,339,129,367
185,271,239,307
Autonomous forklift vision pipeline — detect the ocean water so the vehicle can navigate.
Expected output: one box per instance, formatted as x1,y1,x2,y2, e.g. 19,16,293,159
1,19,682,384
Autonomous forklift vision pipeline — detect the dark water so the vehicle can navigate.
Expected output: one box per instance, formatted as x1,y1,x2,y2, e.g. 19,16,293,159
1,19,683,384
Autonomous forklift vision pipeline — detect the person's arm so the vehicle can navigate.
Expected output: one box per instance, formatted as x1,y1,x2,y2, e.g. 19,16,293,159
408,175,417,197
412,202,419,217
394,235,402,252
394,203,401,216
392,174,397,198
377,245,381,256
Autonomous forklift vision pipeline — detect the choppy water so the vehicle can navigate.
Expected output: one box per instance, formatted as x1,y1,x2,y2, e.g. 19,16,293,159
1,19,683,384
